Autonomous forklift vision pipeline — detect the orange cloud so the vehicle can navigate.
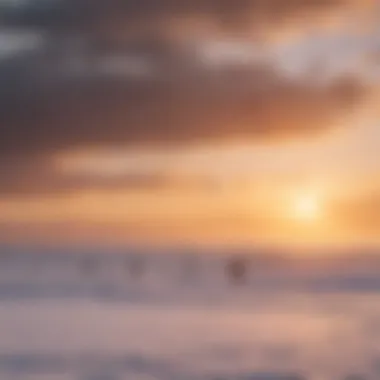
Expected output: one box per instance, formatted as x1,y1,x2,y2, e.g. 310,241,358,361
332,188,380,238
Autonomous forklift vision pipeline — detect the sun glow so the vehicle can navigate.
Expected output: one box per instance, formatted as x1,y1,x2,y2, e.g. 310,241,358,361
291,193,322,222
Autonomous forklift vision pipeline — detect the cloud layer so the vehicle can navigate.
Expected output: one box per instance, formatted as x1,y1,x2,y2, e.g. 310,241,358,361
0,0,377,196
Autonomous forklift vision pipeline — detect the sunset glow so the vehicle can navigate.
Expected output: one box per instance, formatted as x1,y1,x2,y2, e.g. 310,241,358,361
291,194,322,223
3,4,380,380
0,0,379,253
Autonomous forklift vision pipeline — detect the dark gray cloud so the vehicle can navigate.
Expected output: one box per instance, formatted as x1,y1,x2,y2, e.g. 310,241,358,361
0,0,373,196
0,51,365,155
0,42,368,195
0,0,349,31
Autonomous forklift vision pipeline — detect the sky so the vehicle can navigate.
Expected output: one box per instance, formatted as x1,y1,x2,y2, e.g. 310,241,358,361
0,0,379,252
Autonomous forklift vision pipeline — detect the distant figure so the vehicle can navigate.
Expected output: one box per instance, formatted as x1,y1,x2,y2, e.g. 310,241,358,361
126,255,145,280
225,256,248,285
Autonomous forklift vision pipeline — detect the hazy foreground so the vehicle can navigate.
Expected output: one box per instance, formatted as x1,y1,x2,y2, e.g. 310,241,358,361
0,249,380,380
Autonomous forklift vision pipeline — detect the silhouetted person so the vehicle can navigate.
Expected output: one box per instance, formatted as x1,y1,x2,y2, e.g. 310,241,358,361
225,256,248,285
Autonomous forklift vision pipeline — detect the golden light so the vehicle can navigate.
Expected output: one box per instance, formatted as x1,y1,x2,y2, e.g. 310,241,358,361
291,193,322,222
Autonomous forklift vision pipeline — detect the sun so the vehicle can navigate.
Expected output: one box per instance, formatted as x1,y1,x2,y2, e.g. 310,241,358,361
291,194,322,222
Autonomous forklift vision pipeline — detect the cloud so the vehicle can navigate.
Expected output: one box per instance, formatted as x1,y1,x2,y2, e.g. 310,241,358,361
0,0,374,39
0,43,370,195
0,0,376,196
332,189,380,237
0,56,366,153
0,155,218,197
